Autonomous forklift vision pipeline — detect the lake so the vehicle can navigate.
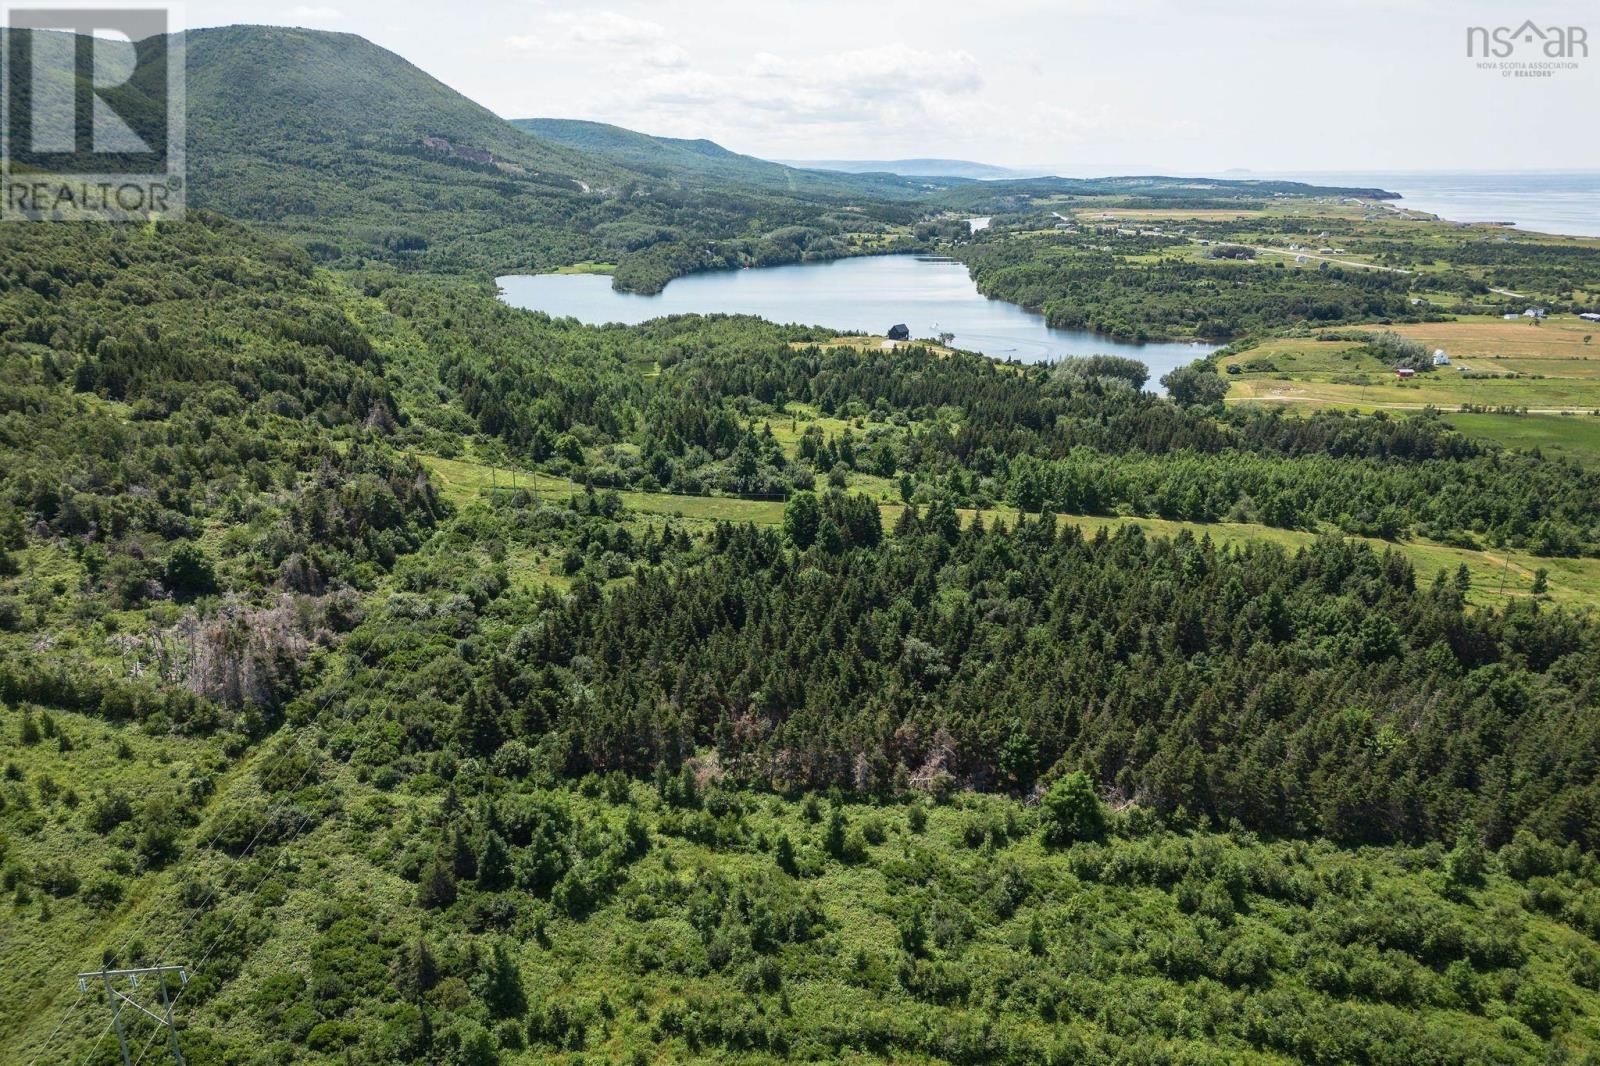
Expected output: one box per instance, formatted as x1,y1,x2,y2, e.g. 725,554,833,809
497,254,1215,388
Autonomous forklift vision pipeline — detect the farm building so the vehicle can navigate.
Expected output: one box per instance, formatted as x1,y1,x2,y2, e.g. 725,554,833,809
1432,350,1450,366
886,323,910,341
1395,367,1416,379
1580,312,1600,323
1524,307,1547,319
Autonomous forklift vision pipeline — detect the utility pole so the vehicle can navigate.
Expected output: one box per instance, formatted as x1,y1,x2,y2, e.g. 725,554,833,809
78,965,188,1066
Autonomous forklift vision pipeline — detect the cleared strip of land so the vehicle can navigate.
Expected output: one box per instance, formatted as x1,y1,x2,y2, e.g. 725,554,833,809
420,454,1600,607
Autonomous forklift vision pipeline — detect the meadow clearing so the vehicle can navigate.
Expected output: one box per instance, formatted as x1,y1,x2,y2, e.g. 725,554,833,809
1222,316,1600,415
417,453,1600,608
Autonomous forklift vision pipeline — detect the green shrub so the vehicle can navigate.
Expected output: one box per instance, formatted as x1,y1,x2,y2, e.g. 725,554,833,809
1040,772,1105,847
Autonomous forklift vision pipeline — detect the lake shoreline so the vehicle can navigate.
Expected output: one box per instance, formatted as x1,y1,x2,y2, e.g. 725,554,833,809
497,254,1219,388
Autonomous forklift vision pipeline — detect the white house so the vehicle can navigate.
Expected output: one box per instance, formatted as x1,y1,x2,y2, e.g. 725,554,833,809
1503,313,1521,320
1524,307,1547,319
1432,349,1450,366
1580,312,1600,323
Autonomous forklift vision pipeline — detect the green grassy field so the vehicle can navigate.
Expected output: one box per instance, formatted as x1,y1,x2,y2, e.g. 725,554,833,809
1443,411,1600,466
1224,318,1600,432
546,261,618,275
417,454,1600,608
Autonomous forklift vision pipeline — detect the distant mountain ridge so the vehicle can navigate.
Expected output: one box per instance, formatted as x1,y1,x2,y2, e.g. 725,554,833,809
778,158,1048,180
514,118,971,200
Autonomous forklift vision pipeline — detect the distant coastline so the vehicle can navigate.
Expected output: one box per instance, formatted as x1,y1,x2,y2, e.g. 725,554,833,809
1264,171,1600,238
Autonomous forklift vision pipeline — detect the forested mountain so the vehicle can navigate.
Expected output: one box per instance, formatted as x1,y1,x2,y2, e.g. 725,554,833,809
181,26,926,288
515,119,965,200
182,26,624,267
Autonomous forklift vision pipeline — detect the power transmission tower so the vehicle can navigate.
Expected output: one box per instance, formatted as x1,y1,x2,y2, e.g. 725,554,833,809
78,965,188,1066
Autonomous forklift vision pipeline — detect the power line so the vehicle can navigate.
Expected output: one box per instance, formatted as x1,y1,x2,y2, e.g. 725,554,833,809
31,724,328,1065
32,655,379,1065
118,625,430,1061
78,966,189,1066
71,721,340,1066
133,674,418,1063
26,991,85,1066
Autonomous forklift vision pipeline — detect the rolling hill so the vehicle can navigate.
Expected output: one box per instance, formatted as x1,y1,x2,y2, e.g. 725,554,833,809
514,118,966,201
781,157,1042,180
176,26,925,287
4,213,1600,1065
928,174,1400,212
181,25,629,268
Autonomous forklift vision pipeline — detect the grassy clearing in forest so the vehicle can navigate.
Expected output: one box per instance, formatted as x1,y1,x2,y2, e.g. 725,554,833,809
1442,411,1600,465
1223,317,1600,414
417,454,1600,608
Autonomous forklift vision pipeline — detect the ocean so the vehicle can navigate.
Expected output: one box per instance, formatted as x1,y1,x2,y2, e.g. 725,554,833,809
1268,171,1600,238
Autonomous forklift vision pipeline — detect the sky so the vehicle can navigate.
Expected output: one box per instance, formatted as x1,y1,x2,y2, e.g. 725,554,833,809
184,0,1599,173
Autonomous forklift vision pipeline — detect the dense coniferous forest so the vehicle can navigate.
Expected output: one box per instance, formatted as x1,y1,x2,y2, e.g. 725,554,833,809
953,233,1426,341
2,25,1599,1065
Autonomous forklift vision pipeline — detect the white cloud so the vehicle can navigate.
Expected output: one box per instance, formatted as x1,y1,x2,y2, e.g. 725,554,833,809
463,0,1597,168
558,10,667,47
510,11,661,51
574,40,992,148
508,10,689,68
504,11,1001,148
